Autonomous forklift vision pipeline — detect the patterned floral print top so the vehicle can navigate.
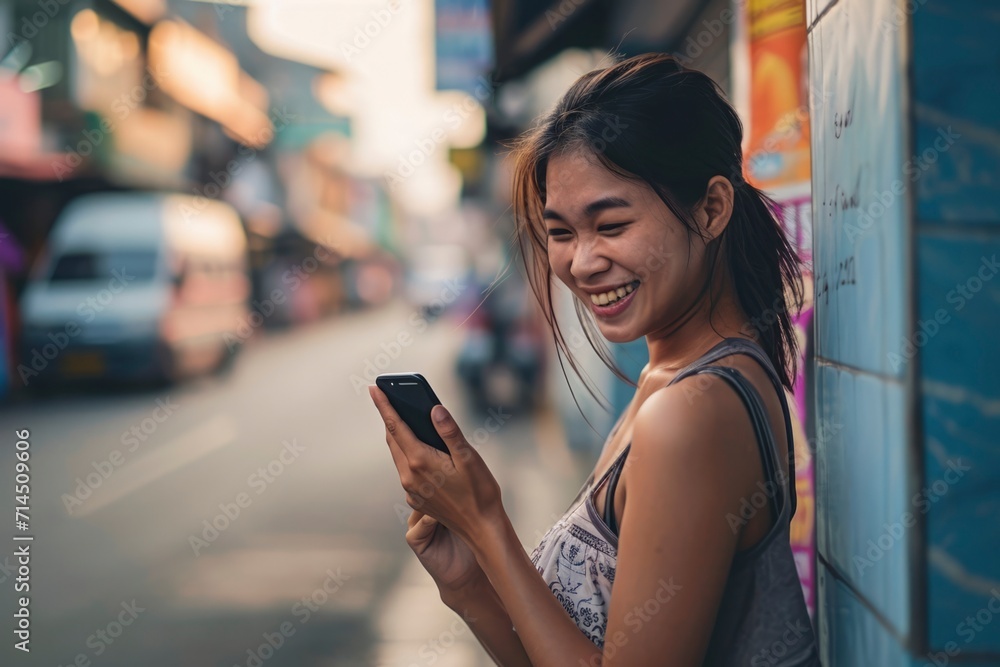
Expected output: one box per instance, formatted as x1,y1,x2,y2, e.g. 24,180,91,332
528,443,630,649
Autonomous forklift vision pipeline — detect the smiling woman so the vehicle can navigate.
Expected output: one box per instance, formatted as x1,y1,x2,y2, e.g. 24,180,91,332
512,57,804,391
369,52,819,667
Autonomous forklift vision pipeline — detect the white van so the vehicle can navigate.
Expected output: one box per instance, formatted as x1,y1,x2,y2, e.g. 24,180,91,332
19,191,251,386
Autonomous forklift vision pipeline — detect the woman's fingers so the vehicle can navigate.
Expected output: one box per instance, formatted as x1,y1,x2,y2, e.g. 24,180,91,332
385,427,409,477
371,385,501,540
407,509,426,530
387,427,444,515
368,385,424,459
405,512,440,552
407,509,440,533
429,404,478,465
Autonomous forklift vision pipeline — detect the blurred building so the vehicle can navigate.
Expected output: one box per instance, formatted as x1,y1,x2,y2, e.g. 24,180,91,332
0,0,402,392
0,0,270,266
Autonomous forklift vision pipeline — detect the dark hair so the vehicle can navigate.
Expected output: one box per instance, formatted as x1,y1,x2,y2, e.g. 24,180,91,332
506,52,804,415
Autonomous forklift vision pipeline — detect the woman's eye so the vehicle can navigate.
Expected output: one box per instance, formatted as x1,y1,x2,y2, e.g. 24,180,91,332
598,223,629,233
546,223,629,240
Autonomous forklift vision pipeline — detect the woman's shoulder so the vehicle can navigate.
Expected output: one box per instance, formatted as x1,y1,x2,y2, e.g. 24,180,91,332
634,369,750,439
627,372,764,493
635,349,784,437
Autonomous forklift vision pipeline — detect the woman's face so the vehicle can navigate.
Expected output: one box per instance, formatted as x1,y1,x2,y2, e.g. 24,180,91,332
543,149,710,344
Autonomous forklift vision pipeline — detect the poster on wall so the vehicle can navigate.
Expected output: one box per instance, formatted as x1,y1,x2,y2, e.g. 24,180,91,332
736,0,816,618
745,0,811,192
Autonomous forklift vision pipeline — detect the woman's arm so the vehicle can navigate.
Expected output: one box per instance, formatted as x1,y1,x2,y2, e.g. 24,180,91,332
468,378,752,666
439,574,534,667
369,383,750,666
402,508,533,666
597,379,747,665
369,387,604,665
469,515,607,666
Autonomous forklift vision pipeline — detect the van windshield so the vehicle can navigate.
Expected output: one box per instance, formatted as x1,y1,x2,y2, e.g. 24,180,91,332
49,250,158,283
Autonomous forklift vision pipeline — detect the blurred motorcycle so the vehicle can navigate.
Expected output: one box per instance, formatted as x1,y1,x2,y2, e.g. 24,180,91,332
454,267,546,414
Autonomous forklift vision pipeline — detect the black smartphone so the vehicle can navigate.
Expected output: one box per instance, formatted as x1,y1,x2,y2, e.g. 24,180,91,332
375,373,450,454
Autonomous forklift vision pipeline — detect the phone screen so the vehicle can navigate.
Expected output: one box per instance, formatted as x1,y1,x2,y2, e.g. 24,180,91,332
375,373,450,454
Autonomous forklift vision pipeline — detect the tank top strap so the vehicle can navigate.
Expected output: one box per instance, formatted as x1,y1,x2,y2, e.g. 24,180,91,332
667,337,797,521
601,337,799,537
687,365,786,522
601,443,630,534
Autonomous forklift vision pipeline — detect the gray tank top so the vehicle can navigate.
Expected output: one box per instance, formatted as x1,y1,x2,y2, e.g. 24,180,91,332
529,337,820,665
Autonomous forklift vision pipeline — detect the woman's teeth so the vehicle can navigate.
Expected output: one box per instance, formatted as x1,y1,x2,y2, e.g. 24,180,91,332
591,280,640,306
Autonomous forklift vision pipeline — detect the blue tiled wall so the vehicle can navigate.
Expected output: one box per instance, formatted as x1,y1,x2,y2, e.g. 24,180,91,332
913,0,1000,658
808,0,917,659
911,1,1000,224
818,561,911,667
815,365,911,637
811,0,1000,662
819,561,1000,667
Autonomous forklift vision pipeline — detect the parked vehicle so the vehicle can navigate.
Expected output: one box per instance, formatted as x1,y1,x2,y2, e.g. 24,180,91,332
404,243,469,321
454,266,547,414
19,192,251,386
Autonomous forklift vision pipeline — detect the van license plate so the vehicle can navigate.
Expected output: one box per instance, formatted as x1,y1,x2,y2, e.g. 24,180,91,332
61,351,105,376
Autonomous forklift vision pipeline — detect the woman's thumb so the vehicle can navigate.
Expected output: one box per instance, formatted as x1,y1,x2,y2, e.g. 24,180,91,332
431,404,475,462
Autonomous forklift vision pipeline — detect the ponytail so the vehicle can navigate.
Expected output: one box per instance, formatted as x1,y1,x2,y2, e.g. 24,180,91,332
728,182,804,390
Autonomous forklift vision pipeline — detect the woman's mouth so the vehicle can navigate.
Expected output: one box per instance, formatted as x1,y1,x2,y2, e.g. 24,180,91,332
588,279,640,318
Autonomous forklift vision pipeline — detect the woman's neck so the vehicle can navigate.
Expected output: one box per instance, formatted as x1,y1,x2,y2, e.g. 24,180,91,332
643,278,752,375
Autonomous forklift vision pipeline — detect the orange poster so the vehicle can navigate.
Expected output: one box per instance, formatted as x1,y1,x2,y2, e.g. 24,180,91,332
745,0,811,190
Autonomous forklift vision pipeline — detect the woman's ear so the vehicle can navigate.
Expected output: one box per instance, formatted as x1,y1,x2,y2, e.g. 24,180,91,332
694,175,735,242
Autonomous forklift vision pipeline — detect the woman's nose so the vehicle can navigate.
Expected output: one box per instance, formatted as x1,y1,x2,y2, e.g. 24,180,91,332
569,237,612,281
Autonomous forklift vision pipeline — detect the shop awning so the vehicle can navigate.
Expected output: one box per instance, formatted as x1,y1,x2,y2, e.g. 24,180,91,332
490,0,709,83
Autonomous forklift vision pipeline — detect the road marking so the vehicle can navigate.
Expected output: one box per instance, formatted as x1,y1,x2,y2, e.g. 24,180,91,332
74,415,238,517
169,544,384,614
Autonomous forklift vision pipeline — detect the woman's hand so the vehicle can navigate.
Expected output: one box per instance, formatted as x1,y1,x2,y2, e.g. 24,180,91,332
369,386,602,667
407,515,536,667
405,509,486,599
368,385,505,547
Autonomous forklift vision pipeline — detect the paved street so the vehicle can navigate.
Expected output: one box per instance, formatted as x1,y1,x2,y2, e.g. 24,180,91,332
0,300,586,667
